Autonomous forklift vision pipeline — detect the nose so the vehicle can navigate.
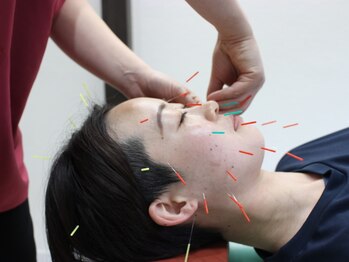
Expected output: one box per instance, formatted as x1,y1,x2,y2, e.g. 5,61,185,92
189,101,219,121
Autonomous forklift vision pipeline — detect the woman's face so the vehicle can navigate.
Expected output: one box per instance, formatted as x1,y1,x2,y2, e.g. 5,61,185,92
106,97,264,199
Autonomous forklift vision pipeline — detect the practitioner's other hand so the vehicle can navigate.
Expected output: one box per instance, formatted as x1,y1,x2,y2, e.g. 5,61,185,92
142,69,202,105
126,69,201,105
207,35,265,114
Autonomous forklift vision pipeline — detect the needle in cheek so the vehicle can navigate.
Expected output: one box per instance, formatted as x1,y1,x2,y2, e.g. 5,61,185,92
167,162,186,185
227,170,238,182
239,150,254,156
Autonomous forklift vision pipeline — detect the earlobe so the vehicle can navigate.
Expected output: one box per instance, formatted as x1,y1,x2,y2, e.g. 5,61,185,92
149,198,198,226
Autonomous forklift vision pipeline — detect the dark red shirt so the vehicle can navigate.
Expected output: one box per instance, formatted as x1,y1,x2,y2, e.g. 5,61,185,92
0,0,65,211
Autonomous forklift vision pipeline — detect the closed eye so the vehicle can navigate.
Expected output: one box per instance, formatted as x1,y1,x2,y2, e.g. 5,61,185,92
179,112,187,127
178,105,188,128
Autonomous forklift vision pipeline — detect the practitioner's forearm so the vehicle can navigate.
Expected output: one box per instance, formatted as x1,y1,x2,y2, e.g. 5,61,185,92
51,0,151,97
186,0,253,40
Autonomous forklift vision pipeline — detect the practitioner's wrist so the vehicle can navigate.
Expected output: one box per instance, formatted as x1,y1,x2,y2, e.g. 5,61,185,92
116,64,153,98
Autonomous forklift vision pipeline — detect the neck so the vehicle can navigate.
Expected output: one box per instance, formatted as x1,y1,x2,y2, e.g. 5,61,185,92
214,169,325,252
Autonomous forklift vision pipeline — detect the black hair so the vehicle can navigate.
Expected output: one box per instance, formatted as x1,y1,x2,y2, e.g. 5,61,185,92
45,104,224,262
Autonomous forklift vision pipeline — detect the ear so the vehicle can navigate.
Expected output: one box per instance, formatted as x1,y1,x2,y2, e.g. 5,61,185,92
149,196,198,226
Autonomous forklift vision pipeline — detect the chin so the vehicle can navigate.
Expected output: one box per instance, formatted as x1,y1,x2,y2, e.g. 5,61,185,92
242,126,264,147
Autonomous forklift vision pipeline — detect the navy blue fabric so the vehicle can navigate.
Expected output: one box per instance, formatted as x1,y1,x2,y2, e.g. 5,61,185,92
256,127,349,261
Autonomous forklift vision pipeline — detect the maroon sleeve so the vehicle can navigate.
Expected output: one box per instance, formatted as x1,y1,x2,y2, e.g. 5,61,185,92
54,0,66,16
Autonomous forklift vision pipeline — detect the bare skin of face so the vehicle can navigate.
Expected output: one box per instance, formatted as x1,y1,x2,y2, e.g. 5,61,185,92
106,97,325,253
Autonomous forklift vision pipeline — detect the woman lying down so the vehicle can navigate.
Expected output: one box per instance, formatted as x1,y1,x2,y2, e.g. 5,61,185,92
45,97,349,262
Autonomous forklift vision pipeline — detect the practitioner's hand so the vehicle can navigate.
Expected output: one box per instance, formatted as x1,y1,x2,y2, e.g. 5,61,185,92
142,69,202,105
207,35,265,114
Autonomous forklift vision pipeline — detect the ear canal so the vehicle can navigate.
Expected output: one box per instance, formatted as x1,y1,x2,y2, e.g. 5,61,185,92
162,201,186,215
148,199,198,227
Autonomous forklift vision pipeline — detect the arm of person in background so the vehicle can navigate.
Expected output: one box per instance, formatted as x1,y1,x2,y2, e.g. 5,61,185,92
51,0,200,105
186,0,265,113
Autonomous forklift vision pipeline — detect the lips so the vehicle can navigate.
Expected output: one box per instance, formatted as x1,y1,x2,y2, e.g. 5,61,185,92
232,115,243,131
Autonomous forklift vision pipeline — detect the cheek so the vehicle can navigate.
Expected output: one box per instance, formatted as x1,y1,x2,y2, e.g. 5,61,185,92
173,127,233,170
178,125,264,157
150,124,265,183
175,126,264,174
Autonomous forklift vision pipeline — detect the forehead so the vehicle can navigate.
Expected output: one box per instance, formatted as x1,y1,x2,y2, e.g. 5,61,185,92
106,97,163,139
112,97,162,113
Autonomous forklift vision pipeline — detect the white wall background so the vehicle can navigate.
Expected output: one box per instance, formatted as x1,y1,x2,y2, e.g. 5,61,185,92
130,0,349,171
20,1,103,261
20,0,349,260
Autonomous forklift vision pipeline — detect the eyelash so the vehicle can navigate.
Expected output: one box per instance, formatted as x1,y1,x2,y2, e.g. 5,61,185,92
179,112,187,126
179,105,188,127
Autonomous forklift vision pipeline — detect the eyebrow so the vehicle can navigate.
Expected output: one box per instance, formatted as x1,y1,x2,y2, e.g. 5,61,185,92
157,103,166,137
